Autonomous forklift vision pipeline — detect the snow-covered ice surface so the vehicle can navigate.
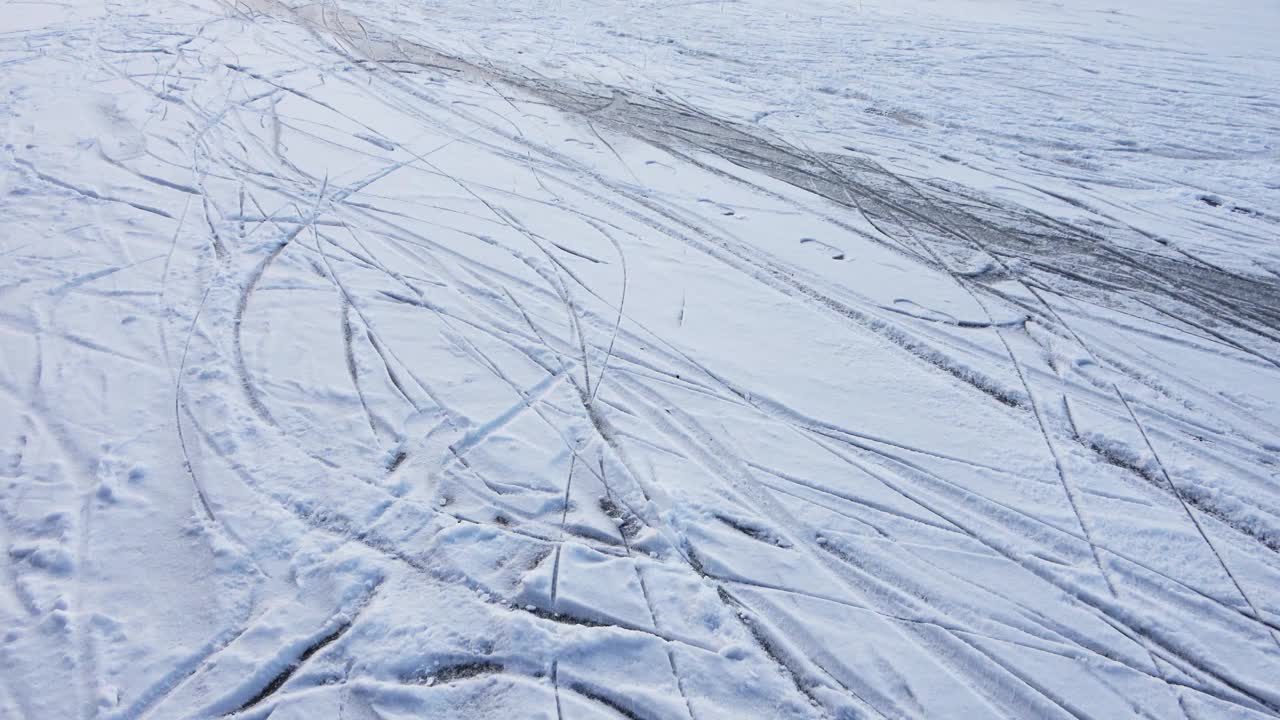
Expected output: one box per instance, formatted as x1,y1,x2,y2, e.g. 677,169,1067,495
2,0,1279,717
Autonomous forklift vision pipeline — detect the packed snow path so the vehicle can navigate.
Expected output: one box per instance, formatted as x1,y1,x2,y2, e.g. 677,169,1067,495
2,0,1280,718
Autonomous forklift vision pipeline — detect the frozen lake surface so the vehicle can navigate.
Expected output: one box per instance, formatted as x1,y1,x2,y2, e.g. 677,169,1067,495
2,0,1279,717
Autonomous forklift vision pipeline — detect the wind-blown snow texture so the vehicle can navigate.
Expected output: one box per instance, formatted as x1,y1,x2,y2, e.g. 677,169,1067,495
2,0,1279,717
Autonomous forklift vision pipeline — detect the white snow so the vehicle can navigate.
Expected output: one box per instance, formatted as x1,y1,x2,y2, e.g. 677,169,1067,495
1,0,1278,718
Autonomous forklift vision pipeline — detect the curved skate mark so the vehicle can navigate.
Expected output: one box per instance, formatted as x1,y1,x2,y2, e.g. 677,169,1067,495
233,156,420,426
884,298,1027,328
227,621,355,715
567,683,649,720
400,660,505,686
716,586,893,719
113,621,254,720
799,237,844,260
14,158,175,219
510,597,714,653
173,276,268,579
354,132,396,151
549,241,608,264
713,513,791,548
888,297,957,324
340,296,389,446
